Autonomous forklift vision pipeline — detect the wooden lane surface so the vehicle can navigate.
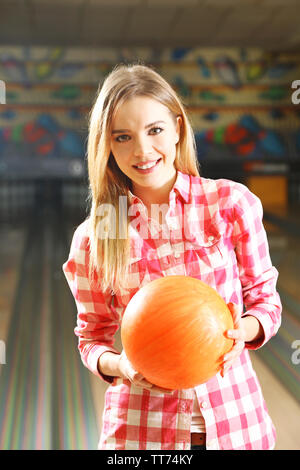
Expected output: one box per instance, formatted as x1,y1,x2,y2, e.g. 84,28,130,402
0,208,99,449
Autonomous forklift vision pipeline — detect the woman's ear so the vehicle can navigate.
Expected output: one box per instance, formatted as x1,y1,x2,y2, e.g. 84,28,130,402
175,115,182,144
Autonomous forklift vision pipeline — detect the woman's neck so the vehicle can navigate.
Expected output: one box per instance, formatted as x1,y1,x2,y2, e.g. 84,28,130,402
132,170,177,212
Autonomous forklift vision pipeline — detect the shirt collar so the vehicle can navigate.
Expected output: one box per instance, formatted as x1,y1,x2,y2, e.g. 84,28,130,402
172,170,191,203
128,170,191,205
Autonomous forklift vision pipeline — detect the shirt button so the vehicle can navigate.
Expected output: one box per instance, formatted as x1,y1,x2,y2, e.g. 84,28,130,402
208,236,214,242
200,401,208,409
174,251,180,258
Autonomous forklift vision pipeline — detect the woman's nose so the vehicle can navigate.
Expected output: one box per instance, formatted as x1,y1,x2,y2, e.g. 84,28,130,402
133,134,152,157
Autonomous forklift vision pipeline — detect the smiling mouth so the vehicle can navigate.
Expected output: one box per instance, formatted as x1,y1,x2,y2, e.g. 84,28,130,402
133,158,162,170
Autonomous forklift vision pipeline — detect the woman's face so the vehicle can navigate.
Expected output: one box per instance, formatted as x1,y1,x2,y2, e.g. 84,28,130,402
110,95,181,196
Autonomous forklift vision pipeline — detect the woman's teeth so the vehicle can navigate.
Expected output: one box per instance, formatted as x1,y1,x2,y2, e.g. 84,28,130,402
135,158,160,170
135,159,159,169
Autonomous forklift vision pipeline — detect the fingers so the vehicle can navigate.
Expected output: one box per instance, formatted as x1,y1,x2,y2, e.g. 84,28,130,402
227,302,242,326
223,341,244,361
225,328,243,341
132,375,174,394
120,351,173,394
132,371,174,394
221,340,245,377
124,363,150,388
131,371,153,390
221,304,246,378
225,303,245,341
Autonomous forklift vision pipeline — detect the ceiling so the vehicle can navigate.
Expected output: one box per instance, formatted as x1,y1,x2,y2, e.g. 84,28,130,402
0,0,300,51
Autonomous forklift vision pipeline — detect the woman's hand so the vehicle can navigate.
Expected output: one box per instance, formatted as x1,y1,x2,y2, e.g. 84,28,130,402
221,302,265,377
221,303,246,377
118,350,174,394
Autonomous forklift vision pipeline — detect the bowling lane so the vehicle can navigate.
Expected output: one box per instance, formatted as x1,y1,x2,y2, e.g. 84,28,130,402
0,223,26,348
0,181,38,359
0,206,100,449
249,217,300,449
250,352,300,450
256,218,300,406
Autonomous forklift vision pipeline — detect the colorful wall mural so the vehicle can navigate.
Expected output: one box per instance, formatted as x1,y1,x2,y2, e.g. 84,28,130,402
0,46,300,179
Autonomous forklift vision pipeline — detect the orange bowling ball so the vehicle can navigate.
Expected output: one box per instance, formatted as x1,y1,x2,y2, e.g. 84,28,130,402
121,275,234,390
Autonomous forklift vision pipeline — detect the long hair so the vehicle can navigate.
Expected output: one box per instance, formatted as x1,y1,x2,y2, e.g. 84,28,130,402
86,63,200,293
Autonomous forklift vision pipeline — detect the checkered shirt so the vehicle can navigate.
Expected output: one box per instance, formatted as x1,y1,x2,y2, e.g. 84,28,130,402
62,170,282,450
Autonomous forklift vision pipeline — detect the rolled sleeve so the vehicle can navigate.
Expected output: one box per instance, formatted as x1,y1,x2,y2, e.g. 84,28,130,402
62,222,121,383
233,185,282,350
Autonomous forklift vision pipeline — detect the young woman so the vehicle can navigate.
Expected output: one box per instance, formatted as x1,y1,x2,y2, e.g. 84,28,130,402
62,63,282,450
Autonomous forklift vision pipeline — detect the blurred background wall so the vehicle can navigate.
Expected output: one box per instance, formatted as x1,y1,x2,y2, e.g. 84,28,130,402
0,0,299,450
0,45,300,193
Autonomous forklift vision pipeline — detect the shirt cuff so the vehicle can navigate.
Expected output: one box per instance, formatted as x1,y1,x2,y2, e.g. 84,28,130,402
241,309,272,350
88,345,121,384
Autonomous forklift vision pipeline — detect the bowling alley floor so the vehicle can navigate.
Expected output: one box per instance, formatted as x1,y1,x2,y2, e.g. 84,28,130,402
0,204,299,450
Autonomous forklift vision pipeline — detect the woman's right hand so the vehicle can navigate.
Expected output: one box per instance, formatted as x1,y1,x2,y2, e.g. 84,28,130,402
117,350,174,395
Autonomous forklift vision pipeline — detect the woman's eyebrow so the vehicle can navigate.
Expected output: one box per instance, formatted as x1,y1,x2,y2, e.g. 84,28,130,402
111,120,166,134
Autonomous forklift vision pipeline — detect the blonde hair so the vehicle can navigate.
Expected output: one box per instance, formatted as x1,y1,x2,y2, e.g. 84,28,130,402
86,62,200,293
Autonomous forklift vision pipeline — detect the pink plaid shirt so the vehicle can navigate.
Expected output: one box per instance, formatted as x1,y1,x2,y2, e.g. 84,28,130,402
62,170,282,450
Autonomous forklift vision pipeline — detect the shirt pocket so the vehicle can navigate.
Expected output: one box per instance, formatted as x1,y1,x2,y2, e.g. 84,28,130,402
184,220,229,276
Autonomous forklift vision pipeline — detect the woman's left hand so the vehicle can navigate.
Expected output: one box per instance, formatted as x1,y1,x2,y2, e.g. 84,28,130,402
221,303,246,377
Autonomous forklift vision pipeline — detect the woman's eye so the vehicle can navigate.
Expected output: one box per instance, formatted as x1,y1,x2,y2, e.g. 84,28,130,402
115,134,130,143
150,126,163,135
115,127,163,143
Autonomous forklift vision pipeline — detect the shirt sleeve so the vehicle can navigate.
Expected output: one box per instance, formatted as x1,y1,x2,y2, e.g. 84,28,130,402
62,221,121,383
232,184,282,350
